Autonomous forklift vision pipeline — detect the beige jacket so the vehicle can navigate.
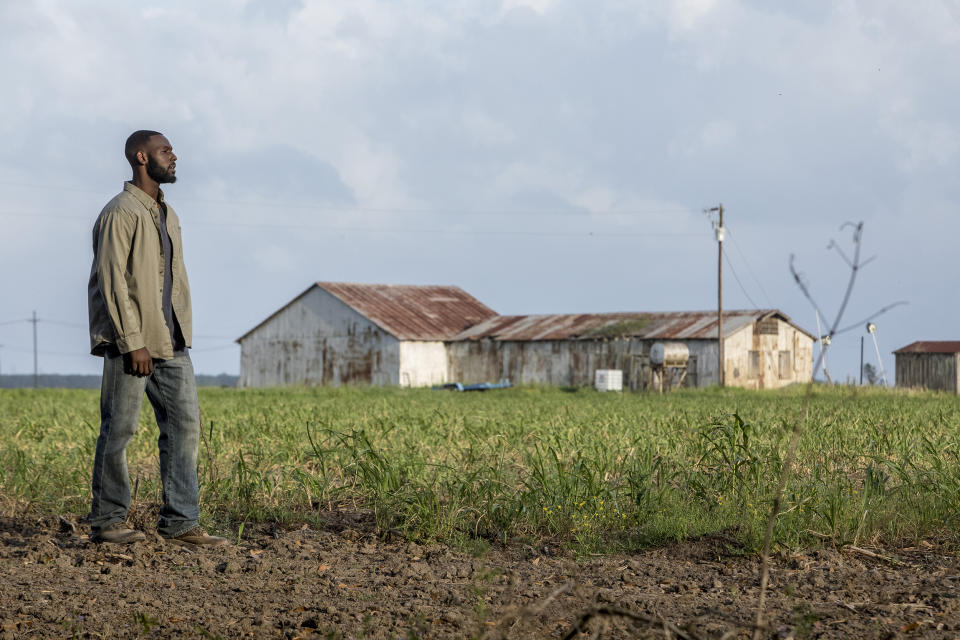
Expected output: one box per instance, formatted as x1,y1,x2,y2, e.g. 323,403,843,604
88,182,192,359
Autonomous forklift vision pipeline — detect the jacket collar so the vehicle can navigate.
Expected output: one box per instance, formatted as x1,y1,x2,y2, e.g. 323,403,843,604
123,181,166,211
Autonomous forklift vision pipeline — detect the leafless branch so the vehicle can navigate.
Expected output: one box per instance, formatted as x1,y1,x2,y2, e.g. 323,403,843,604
826,239,853,268
833,300,909,335
789,256,829,323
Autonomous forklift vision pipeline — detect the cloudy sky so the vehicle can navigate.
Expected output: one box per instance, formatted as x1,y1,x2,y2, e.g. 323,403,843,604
1,0,957,383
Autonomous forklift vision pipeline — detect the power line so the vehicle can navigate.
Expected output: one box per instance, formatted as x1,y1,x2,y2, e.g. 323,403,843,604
188,223,702,237
724,225,774,307
0,180,103,195
1,207,699,220
191,344,239,352
0,180,695,217
0,211,704,238
181,200,695,217
0,317,86,330
0,315,246,344
2,343,237,356
38,319,87,329
0,315,236,372
723,248,761,309
1,345,91,358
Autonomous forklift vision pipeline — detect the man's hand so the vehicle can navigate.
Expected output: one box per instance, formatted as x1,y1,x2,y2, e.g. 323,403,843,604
125,347,153,377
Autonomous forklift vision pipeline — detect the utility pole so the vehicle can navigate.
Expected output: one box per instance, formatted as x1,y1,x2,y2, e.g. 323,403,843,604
705,204,725,387
31,310,38,389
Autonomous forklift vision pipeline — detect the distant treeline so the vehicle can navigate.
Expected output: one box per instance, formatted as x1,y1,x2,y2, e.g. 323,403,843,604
0,373,239,389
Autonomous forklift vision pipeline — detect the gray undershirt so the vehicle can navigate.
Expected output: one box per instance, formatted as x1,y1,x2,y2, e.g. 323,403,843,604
157,202,186,354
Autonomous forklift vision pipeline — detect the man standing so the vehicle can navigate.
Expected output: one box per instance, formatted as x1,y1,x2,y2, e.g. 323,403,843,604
87,130,225,545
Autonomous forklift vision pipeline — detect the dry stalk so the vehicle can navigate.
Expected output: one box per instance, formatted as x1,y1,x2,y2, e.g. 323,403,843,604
559,606,701,640
198,411,218,488
843,544,903,566
479,581,574,640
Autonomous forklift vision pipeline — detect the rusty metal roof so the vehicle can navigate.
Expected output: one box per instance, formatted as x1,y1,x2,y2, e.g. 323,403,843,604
452,309,811,342
318,282,498,340
893,341,960,354
237,282,499,343
238,283,814,345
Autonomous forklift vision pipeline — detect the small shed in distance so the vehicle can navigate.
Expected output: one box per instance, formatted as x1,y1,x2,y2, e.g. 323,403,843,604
893,341,960,394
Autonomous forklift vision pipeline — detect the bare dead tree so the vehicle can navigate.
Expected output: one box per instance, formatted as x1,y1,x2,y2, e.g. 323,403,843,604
752,222,905,639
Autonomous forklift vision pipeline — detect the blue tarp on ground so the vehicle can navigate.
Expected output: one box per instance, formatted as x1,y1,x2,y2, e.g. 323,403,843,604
432,378,512,392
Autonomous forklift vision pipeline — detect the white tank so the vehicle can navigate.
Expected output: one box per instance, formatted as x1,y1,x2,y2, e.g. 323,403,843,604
650,342,689,367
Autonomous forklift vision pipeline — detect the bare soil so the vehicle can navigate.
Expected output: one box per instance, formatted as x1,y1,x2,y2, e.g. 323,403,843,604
1,511,958,639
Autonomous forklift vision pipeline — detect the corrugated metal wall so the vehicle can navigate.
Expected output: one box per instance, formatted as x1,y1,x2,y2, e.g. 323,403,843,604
895,353,959,393
239,297,814,390
447,338,642,388
447,318,813,389
239,288,400,387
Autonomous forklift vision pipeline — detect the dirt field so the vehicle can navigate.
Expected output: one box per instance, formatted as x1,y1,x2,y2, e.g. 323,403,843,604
1,511,958,639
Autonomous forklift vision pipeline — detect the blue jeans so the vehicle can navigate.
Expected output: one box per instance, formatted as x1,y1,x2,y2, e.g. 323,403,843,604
89,351,201,538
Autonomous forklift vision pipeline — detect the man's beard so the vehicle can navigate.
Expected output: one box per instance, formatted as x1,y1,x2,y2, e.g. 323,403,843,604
146,156,177,183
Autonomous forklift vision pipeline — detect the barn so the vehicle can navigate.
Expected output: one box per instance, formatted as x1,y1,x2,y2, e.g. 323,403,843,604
236,282,497,387
238,281,814,390
448,309,814,390
893,341,960,394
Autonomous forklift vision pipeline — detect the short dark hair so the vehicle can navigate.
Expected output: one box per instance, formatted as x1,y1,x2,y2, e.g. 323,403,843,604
124,130,163,166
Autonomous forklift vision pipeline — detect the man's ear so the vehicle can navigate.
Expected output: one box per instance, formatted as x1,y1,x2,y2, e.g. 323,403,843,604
137,150,147,166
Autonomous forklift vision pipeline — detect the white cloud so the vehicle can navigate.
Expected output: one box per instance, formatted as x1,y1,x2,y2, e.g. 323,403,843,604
1,0,959,379
337,134,421,210
668,0,719,33
500,0,553,17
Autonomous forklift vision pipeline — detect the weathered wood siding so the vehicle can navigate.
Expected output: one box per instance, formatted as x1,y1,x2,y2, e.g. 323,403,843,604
447,338,644,388
239,288,399,387
895,353,959,393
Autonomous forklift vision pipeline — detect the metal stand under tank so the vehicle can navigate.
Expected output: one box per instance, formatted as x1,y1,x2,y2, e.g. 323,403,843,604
649,342,690,393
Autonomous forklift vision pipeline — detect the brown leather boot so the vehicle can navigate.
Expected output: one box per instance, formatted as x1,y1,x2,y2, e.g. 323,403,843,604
91,522,147,544
165,526,229,546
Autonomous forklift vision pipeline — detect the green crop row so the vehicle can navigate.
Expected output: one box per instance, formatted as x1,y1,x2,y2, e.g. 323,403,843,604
1,385,958,553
